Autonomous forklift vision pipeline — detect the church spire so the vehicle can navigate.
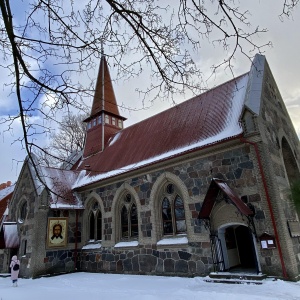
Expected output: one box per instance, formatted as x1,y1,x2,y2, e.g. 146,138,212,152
82,53,126,158
90,54,120,117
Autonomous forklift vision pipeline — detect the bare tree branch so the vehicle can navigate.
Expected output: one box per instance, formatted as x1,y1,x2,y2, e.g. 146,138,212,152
0,0,298,199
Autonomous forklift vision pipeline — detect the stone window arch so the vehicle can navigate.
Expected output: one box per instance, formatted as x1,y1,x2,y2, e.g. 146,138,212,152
83,193,104,244
150,172,191,242
112,183,141,244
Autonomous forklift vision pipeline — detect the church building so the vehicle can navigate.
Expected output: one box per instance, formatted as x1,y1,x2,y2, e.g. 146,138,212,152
2,54,300,281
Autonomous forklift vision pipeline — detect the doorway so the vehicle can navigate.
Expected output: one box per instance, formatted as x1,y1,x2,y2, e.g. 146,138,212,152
219,225,258,272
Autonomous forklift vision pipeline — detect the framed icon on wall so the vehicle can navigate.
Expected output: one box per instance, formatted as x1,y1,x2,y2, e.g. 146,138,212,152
47,218,68,248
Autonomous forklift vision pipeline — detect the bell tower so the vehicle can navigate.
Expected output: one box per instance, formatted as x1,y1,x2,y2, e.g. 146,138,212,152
82,54,126,158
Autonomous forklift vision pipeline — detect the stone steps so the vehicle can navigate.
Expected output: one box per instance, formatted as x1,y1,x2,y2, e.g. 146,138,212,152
204,272,267,285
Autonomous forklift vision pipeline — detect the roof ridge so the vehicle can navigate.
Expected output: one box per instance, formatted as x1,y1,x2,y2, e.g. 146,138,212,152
118,72,249,133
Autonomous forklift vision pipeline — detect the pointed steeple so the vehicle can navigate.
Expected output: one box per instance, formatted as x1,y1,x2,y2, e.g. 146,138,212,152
82,54,126,159
91,55,120,117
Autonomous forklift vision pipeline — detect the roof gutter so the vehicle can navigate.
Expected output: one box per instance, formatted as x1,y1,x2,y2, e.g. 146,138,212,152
240,137,288,279
75,134,243,190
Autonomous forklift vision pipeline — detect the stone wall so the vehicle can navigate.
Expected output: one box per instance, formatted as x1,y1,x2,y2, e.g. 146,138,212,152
256,62,300,280
77,143,271,277
7,164,37,278
79,243,212,276
44,249,77,274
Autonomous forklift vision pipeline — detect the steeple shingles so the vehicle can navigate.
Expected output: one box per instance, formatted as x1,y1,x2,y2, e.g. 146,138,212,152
91,55,120,117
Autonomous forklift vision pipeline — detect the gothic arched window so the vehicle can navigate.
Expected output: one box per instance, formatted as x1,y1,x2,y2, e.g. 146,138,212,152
161,184,186,236
89,201,102,241
120,194,139,240
19,201,28,223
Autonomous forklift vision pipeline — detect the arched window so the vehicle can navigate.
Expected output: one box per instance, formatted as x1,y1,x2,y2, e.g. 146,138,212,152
130,204,138,237
89,201,102,241
89,213,95,240
96,211,102,240
121,206,129,238
174,195,186,233
161,184,186,236
120,194,139,240
19,201,27,223
162,198,173,234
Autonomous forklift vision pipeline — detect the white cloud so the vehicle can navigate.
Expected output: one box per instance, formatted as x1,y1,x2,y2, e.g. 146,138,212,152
0,118,26,184
0,113,52,184
1,1,300,183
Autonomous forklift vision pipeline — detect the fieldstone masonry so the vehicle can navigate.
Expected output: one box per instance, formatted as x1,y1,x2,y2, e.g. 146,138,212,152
4,55,300,281
73,144,263,276
79,243,212,276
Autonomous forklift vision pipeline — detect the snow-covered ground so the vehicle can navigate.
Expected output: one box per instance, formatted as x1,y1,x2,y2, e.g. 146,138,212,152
0,272,299,300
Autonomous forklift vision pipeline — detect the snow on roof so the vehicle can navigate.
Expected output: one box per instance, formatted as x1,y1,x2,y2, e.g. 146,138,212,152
3,207,8,216
3,223,19,248
40,167,83,209
244,54,265,115
21,154,82,209
0,184,14,220
74,73,249,189
0,184,14,201
108,131,121,146
60,150,83,170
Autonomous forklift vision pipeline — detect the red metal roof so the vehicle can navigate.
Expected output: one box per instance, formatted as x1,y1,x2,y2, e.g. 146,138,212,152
83,123,121,158
198,178,253,219
0,185,14,220
76,73,249,186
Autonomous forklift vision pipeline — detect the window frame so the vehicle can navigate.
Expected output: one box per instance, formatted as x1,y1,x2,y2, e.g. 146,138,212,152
22,239,27,256
120,194,139,241
161,184,187,236
18,201,28,223
88,202,102,242
118,119,123,128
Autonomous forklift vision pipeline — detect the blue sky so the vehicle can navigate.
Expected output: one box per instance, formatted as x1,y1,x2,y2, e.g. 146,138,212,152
0,1,300,184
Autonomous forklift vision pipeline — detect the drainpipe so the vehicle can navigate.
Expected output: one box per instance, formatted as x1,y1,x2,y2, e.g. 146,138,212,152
240,137,288,279
74,210,79,272
101,54,105,152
